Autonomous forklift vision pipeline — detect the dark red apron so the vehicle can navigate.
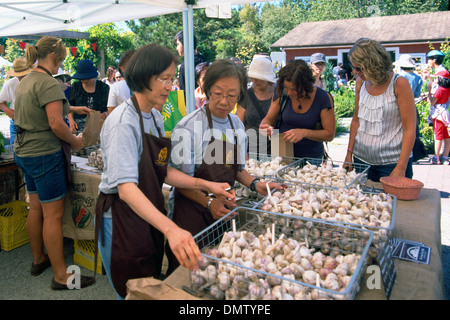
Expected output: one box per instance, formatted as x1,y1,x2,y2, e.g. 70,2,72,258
94,95,170,298
165,105,239,276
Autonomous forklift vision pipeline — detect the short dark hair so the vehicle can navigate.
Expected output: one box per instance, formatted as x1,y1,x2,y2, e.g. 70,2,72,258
174,30,198,49
119,49,136,69
125,44,178,93
203,59,248,105
429,55,445,65
277,59,315,100
195,62,210,83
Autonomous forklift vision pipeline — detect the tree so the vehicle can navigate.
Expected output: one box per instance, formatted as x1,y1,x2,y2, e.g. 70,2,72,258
65,23,136,76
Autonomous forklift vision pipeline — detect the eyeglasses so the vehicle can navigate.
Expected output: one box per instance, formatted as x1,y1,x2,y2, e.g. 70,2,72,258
349,63,363,73
209,91,240,103
157,77,174,88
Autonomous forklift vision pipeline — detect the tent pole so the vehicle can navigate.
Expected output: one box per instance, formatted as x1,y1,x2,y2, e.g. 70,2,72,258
182,4,195,114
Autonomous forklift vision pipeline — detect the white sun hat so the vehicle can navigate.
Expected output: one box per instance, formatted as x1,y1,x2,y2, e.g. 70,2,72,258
247,57,277,83
394,54,416,68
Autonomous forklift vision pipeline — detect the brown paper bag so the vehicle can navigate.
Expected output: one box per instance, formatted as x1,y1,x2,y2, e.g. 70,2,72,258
82,111,104,147
63,171,101,240
126,278,201,300
270,133,294,158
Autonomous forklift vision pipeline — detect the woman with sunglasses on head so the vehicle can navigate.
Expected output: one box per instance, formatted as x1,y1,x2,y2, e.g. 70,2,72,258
14,36,94,290
344,38,416,182
259,59,336,160
165,59,283,276
96,44,234,299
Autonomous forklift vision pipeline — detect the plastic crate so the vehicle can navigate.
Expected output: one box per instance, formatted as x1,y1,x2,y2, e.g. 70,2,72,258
189,207,374,300
0,201,29,251
73,239,104,275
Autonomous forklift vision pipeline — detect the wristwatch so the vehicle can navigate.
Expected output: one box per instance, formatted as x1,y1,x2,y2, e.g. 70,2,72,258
249,178,260,192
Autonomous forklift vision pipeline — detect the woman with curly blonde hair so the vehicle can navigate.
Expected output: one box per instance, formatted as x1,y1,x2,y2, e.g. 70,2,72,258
344,38,416,182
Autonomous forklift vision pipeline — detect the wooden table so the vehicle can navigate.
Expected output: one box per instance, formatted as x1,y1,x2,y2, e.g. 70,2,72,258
126,187,445,300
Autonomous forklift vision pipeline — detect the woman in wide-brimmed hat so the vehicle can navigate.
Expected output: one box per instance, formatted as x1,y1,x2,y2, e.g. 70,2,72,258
67,59,110,134
236,56,277,156
0,57,31,144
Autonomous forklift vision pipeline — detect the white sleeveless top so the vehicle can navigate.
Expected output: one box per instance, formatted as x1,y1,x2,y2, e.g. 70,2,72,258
354,74,403,165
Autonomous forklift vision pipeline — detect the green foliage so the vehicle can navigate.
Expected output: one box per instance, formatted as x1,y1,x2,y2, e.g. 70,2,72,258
64,24,136,75
416,99,435,153
4,39,26,64
323,63,336,93
332,86,356,119
0,130,5,155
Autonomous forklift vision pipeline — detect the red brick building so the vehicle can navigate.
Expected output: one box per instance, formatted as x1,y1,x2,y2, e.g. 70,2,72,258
271,11,450,70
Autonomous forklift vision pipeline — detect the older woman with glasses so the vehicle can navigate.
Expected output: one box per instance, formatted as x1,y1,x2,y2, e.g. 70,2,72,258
95,45,234,299
344,38,416,181
165,59,283,276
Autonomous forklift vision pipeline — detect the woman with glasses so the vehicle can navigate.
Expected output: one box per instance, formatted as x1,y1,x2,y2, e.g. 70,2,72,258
344,38,416,181
165,59,282,276
260,59,336,159
96,45,234,299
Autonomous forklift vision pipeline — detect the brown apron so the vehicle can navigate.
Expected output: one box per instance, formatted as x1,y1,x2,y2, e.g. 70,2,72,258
165,105,239,275
94,95,170,298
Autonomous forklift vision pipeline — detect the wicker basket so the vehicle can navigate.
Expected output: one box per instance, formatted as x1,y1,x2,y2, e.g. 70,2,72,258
379,176,424,201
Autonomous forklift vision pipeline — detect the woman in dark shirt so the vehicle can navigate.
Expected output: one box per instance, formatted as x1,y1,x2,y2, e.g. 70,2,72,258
260,59,335,159
68,59,110,134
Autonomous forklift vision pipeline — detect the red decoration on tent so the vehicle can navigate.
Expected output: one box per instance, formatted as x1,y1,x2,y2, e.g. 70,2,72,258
91,42,97,52
19,41,26,50
70,47,77,56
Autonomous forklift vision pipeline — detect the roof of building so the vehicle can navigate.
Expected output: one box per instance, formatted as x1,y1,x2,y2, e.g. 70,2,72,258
271,11,450,49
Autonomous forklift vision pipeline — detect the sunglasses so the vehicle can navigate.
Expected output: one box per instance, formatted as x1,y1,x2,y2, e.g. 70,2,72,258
349,63,363,72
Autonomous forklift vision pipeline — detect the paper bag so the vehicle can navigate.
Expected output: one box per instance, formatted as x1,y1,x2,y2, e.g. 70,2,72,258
63,171,100,240
271,133,294,158
82,111,104,147
126,278,201,300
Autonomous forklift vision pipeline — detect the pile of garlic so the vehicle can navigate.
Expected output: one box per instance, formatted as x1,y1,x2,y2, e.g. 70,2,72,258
260,185,393,258
245,156,286,177
235,157,288,198
87,149,104,170
191,224,363,300
276,161,366,188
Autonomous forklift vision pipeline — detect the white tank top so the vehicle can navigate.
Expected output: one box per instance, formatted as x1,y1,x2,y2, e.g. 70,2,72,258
354,74,403,165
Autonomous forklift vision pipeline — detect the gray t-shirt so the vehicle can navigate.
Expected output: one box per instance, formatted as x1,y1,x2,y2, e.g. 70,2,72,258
169,105,247,176
98,98,165,195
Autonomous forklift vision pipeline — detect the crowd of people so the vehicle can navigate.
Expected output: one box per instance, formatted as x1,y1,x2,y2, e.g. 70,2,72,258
1,32,449,298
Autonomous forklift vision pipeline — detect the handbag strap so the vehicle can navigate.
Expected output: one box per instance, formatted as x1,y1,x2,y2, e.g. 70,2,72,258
274,92,289,128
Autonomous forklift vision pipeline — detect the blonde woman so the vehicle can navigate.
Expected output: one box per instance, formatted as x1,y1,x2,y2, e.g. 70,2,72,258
14,36,94,290
344,38,416,181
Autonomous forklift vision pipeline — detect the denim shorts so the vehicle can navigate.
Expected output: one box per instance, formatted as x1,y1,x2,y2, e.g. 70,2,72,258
14,149,67,203
354,156,413,182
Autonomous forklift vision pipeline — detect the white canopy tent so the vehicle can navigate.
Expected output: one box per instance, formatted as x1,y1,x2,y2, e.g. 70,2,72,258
0,0,271,112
